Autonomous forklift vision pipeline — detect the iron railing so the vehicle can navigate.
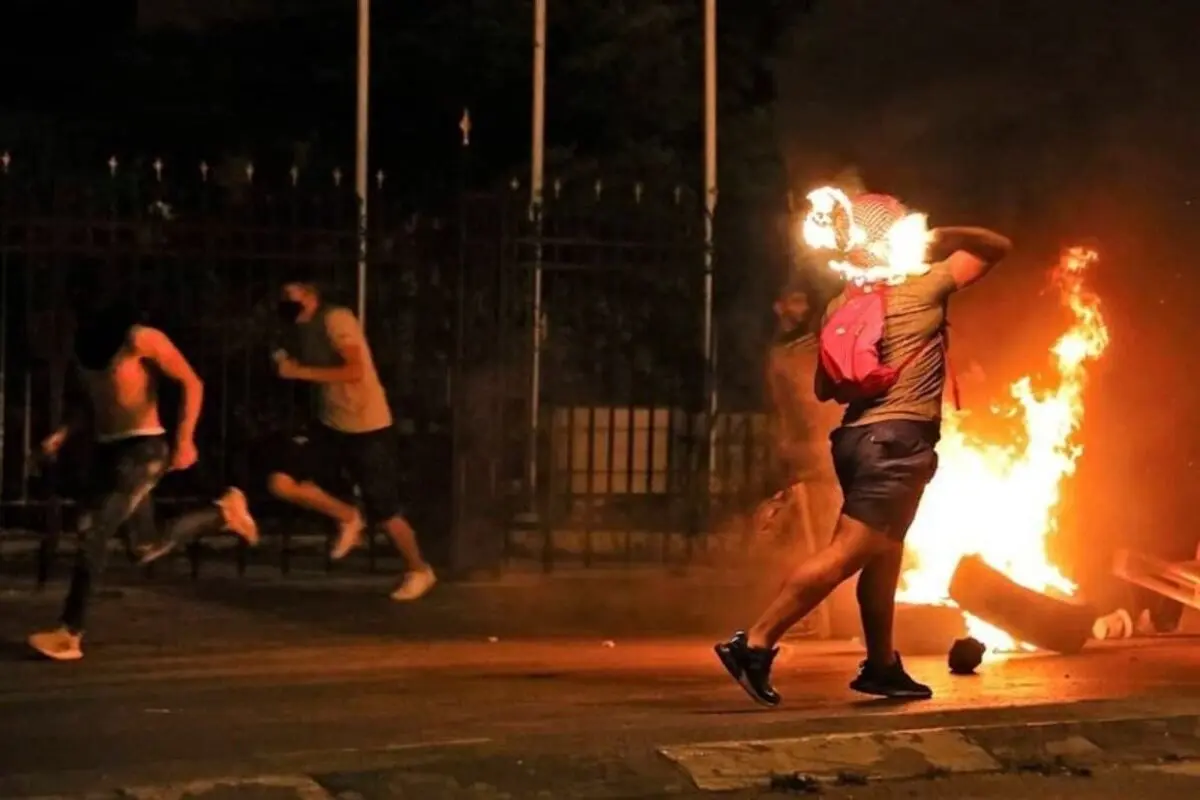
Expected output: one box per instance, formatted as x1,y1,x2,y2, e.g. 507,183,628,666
0,157,789,582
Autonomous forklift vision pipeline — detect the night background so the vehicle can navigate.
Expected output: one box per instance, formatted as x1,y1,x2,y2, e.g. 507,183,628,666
2,0,1196,589
1,3,1199,796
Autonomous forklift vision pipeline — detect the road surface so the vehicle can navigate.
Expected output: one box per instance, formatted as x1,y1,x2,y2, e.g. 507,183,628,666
0,576,1198,798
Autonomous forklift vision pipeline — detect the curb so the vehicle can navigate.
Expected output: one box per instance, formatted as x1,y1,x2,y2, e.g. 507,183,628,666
659,711,1200,791
12,706,1200,799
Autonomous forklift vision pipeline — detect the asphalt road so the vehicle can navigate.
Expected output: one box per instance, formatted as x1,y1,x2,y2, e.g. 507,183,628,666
0,578,1198,797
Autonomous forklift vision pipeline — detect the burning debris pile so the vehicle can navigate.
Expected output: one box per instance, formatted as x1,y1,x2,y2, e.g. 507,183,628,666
898,246,1109,654
803,189,1111,656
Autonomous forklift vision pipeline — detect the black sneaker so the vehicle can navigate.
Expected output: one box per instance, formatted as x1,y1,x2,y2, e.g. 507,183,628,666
714,631,781,707
850,653,932,699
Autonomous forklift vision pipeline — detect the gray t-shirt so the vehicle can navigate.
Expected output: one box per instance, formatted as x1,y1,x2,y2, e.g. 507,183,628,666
822,260,957,427
294,306,392,433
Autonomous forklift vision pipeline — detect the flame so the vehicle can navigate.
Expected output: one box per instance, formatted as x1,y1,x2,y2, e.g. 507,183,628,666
801,186,933,284
896,247,1110,651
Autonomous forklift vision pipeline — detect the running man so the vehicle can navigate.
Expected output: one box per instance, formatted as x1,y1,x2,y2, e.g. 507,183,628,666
716,196,1011,705
274,280,436,601
29,295,258,661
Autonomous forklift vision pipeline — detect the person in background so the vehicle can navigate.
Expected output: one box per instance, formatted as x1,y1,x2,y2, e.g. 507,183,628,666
749,282,845,635
274,280,436,601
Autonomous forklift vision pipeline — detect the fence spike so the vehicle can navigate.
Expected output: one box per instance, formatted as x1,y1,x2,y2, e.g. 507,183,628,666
459,108,472,147
553,178,562,198
634,182,643,204
245,162,255,183
153,158,163,182
375,169,385,189
200,161,210,181
289,165,300,186
594,179,603,200
1,151,9,174
510,177,520,191
674,185,682,205
332,167,343,187
108,156,119,176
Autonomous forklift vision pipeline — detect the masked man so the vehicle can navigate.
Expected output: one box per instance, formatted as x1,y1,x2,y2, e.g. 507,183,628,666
273,281,435,601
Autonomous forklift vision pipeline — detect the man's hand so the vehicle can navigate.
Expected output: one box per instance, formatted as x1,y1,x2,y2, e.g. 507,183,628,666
41,428,68,460
276,357,305,380
170,438,199,472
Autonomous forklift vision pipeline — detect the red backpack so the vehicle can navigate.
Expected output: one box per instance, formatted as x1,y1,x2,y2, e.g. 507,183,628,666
818,283,959,407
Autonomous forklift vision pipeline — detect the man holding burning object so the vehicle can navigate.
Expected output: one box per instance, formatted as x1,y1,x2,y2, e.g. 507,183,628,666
716,188,1011,705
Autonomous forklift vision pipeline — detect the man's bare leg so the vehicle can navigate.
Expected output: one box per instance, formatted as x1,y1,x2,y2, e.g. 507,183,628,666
268,472,365,558
856,542,905,668
747,515,887,649
716,515,893,706
385,514,436,601
267,473,358,522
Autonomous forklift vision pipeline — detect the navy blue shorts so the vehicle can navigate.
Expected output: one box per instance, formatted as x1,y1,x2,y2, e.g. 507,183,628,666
830,420,940,540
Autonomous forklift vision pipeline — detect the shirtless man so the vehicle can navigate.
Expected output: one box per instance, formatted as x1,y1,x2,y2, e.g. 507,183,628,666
29,295,258,661
275,280,435,601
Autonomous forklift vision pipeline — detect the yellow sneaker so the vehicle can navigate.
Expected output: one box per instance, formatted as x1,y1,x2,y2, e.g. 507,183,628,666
218,487,259,546
28,627,83,661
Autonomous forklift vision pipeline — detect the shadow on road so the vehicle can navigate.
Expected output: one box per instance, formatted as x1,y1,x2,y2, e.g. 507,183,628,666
132,569,781,644
0,638,40,663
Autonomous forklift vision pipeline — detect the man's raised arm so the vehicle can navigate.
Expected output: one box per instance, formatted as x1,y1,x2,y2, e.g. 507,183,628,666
930,227,1013,291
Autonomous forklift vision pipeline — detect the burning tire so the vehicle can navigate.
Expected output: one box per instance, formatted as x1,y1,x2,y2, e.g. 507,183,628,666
948,555,1095,655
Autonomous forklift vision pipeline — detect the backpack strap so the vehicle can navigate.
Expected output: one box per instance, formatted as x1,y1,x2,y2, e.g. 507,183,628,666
943,321,961,411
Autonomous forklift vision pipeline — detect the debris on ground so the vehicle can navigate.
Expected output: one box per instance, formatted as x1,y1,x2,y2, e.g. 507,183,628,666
769,771,822,793
1007,755,1094,778
834,769,869,786
948,636,987,675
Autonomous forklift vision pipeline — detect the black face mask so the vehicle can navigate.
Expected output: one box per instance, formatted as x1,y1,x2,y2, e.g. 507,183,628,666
75,302,137,370
277,300,304,323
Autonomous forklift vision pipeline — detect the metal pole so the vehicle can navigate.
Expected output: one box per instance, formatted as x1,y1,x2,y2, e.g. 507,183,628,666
703,0,718,474
355,0,370,324
528,0,547,500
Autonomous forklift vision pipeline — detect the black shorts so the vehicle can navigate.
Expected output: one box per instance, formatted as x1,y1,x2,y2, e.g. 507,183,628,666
831,420,940,540
307,423,404,525
256,430,327,486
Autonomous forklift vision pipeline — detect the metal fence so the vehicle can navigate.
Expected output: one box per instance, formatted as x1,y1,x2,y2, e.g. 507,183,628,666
0,158,782,581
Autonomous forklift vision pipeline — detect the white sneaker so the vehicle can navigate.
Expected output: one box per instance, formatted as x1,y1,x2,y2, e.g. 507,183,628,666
29,627,83,661
330,512,366,560
218,487,259,546
138,540,176,566
391,567,437,602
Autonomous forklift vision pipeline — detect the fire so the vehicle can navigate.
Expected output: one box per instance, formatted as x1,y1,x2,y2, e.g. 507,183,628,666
802,186,932,284
898,247,1109,651
799,189,1110,652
